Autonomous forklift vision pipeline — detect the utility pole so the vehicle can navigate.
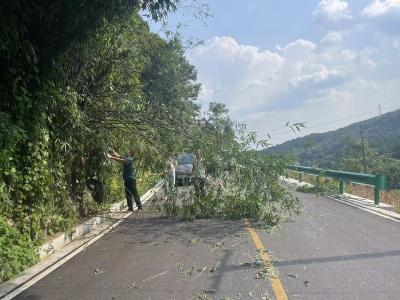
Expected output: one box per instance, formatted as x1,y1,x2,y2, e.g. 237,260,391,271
360,125,367,173
379,104,382,116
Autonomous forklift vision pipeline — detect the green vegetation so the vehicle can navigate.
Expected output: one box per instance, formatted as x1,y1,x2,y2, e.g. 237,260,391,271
263,110,400,188
161,105,301,225
0,217,39,281
0,0,192,281
0,0,301,282
296,181,338,196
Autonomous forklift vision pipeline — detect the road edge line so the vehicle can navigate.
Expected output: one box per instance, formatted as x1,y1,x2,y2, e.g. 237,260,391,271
325,196,400,223
0,180,164,300
1,213,131,300
281,177,400,223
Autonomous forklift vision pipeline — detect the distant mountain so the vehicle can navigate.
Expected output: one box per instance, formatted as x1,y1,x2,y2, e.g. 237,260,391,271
262,109,400,168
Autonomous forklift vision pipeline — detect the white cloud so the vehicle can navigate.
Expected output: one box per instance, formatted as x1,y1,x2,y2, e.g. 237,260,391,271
290,64,342,87
244,77,400,145
314,0,400,34
188,34,400,144
359,0,400,34
360,47,379,66
281,39,317,58
194,36,283,69
362,0,400,17
190,37,286,111
189,36,346,115
314,0,352,21
321,31,344,44
341,49,357,61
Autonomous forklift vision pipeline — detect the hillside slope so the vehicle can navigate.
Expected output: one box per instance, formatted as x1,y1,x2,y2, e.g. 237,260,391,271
263,109,400,168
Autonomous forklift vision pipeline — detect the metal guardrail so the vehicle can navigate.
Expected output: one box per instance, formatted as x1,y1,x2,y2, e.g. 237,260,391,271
286,165,389,206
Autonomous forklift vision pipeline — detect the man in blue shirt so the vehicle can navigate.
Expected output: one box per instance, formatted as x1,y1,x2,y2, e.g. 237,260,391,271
107,149,142,211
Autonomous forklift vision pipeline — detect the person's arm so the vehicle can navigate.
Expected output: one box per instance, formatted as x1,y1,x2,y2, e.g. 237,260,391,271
106,153,124,163
108,148,124,158
108,148,125,159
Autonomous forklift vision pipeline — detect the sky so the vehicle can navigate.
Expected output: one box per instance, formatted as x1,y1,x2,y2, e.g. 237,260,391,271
148,0,400,145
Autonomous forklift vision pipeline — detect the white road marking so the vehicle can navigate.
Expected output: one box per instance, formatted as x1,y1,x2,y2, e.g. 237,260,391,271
0,183,164,300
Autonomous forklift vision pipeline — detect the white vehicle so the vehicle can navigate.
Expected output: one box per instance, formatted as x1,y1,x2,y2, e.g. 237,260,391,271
175,153,195,186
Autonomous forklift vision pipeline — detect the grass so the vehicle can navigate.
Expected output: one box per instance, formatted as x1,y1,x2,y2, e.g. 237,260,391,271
287,173,400,209
346,184,400,208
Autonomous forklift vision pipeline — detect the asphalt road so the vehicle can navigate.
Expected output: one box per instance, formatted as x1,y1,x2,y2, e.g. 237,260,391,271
12,185,400,300
14,210,274,300
266,185,400,300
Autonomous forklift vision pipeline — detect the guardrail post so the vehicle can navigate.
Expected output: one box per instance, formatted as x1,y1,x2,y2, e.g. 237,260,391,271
374,187,380,206
339,180,345,194
316,176,320,187
299,173,303,183
374,174,386,206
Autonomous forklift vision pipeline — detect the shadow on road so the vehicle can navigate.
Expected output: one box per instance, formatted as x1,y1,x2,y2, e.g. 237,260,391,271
114,212,245,248
275,249,400,267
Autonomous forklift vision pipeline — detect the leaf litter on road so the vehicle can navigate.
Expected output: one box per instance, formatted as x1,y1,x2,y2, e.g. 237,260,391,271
94,268,105,276
187,239,199,246
191,292,213,300
261,293,272,300
239,262,252,267
188,267,207,282
174,262,185,270
187,266,196,276
257,248,273,255
209,261,220,273
211,241,225,252
201,287,216,294
215,242,224,248
256,264,279,280
128,281,142,289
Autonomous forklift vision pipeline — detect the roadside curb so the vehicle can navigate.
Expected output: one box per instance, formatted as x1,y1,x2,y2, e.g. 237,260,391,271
281,177,400,223
36,179,164,260
0,180,164,300
326,195,400,222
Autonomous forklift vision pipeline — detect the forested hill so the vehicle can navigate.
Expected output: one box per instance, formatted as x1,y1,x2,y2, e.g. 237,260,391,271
263,109,400,168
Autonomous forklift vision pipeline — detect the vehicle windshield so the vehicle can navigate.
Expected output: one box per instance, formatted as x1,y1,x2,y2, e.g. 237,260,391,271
177,154,194,165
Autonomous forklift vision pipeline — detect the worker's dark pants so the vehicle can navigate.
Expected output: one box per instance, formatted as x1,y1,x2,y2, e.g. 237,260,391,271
194,178,206,198
124,178,142,209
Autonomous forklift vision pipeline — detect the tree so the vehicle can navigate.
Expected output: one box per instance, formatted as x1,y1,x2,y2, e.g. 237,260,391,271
0,2,208,280
162,104,301,224
1,0,201,265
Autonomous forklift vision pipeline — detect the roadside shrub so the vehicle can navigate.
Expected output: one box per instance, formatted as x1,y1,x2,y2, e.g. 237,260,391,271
0,217,39,282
